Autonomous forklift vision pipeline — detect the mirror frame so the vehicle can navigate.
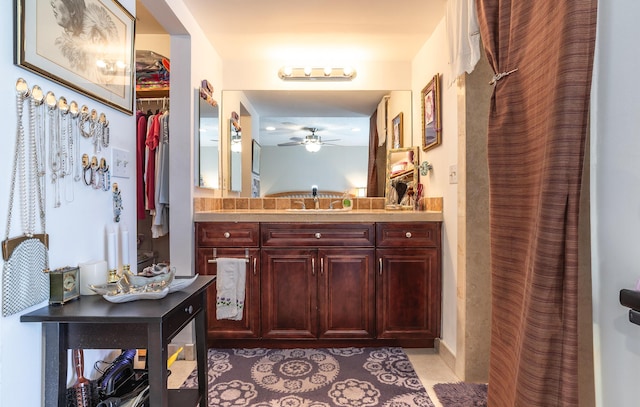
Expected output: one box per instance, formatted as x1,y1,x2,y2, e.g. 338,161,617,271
385,146,419,208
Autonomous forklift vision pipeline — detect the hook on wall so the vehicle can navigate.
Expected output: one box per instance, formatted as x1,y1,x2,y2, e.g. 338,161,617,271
419,161,433,176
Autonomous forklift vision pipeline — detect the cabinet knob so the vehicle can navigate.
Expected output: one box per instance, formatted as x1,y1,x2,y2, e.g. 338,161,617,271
315,233,321,239
223,232,230,238
185,305,194,314
405,232,412,238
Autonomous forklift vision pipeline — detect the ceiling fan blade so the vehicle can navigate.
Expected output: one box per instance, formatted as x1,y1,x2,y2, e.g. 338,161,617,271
320,138,340,143
277,141,303,146
289,136,303,142
321,143,339,146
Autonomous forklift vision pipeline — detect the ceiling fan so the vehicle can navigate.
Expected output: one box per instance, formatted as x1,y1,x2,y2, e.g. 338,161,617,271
277,127,340,152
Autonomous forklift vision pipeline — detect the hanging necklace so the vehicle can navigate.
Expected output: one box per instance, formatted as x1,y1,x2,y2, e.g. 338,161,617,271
45,91,61,208
30,85,46,214
69,101,81,182
99,113,110,148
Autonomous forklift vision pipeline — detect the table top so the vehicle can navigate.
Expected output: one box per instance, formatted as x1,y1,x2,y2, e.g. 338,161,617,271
21,275,215,324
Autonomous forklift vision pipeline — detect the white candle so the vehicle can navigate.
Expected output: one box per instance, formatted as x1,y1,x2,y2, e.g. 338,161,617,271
121,227,129,266
107,227,116,270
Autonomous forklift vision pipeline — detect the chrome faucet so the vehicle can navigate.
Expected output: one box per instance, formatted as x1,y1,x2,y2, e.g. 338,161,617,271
330,200,341,209
312,186,319,209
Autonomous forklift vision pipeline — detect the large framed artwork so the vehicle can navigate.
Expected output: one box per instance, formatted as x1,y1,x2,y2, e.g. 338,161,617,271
421,74,442,152
15,0,136,115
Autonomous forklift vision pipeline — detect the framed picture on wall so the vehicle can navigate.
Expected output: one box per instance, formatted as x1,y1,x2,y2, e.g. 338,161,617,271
392,113,403,149
252,140,261,175
15,0,135,114
422,74,442,152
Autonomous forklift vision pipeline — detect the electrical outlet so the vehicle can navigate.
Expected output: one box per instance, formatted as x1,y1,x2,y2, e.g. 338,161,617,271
449,164,458,184
112,148,130,178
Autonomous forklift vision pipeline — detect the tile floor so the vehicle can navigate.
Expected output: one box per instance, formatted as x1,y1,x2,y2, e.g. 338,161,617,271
167,348,460,407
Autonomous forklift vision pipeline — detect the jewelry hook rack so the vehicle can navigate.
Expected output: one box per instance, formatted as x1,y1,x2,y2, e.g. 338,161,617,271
208,248,250,263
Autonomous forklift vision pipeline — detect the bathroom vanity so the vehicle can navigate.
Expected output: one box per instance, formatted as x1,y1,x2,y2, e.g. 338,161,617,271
195,210,442,348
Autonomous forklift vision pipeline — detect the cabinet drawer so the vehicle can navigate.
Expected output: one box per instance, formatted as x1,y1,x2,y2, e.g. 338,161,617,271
196,222,260,247
262,223,375,247
376,222,441,247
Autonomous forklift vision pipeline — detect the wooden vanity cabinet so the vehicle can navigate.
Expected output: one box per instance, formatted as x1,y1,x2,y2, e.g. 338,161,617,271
260,223,376,341
195,222,261,340
376,222,442,347
194,220,442,348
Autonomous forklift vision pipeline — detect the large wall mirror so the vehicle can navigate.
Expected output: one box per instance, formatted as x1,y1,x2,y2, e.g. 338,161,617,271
197,80,219,189
220,90,412,197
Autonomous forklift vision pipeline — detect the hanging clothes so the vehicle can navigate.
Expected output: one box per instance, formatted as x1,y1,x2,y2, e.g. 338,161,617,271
136,111,148,220
152,111,170,238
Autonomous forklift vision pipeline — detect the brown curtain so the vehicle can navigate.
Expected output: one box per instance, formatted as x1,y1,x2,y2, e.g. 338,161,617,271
475,1,597,405
366,110,381,197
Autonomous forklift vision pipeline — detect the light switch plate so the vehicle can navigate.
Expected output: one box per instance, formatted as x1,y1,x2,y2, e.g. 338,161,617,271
449,164,458,184
112,148,131,178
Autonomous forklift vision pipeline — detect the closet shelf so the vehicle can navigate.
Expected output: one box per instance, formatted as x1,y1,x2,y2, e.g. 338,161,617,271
136,88,169,99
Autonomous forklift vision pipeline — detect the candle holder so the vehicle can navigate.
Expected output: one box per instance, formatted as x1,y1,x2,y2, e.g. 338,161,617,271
108,268,118,283
122,264,130,275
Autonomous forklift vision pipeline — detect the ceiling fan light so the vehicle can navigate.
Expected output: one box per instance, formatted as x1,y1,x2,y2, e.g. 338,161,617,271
305,142,321,152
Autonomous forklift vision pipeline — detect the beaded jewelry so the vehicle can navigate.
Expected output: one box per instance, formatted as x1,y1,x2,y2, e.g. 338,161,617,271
112,183,123,223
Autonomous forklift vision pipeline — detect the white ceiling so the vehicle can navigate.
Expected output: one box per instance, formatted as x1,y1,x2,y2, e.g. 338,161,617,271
136,1,447,146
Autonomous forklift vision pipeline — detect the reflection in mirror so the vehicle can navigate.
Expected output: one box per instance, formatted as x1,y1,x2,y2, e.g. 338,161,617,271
221,90,411,197
229,110,243,192
198,80,219,189
385,147,419,209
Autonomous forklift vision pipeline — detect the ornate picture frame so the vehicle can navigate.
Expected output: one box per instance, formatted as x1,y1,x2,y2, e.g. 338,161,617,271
421,74,442,152
392,112,403,149
15,0,135,115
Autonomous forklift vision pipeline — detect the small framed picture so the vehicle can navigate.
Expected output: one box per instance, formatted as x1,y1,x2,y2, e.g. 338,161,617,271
15,0,135,114
392,113,403,149
422,74,442,152
252,140,261,175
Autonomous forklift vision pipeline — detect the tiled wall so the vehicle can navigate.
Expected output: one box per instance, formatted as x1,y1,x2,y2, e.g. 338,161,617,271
194,197,443,212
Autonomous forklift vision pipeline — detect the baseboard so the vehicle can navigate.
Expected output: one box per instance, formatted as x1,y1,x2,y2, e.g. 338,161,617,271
436,338,457,375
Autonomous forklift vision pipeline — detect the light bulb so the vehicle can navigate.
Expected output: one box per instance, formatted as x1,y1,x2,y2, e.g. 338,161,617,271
324,67,332,76
304,66,312,76
343,66,353,76
305,143,321,152
283,66,293,76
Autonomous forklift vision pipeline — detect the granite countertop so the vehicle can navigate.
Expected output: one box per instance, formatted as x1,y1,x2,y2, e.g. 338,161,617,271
194,209,443,223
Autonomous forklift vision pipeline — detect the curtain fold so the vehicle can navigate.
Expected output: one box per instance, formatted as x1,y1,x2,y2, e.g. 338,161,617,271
366,110,381,197
475,1,597,405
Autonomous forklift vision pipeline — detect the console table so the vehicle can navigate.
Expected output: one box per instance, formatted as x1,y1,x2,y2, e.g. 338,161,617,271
21,275,215,407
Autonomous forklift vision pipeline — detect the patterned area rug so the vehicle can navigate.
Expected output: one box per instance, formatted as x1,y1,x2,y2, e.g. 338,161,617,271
433,382,488,407
181,347,435,407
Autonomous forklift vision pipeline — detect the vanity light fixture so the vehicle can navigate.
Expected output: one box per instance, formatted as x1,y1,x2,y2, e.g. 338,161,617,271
278,66,357,81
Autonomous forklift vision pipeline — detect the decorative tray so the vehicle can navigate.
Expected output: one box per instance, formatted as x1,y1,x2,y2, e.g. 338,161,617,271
90,274,199,303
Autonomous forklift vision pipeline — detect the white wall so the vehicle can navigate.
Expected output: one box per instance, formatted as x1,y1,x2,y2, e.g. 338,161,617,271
260,146,369,196
592,0,640,405
412,17,459,357
0,0,137,403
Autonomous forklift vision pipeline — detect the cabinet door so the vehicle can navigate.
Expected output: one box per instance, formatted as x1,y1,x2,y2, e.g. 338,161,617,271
196,247,260,339
318,248,376,339
261,248,317,339
376,248,441,340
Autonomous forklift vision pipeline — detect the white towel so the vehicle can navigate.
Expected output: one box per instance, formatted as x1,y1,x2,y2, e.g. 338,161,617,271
215,258,246,320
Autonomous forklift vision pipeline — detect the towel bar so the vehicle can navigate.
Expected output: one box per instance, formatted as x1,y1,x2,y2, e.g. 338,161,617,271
208,248,250,263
